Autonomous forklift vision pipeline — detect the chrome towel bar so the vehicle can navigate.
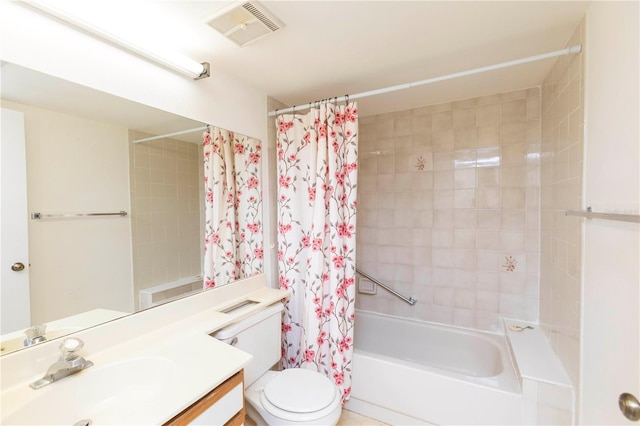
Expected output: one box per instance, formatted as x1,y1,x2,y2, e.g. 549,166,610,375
565,207,640,224
356,268,417,306
31,211,128,220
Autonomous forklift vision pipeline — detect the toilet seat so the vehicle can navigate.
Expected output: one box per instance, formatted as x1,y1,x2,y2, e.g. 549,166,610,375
260,369,341,422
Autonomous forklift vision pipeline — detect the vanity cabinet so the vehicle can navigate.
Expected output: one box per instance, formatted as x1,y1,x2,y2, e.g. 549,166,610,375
165,370,245,426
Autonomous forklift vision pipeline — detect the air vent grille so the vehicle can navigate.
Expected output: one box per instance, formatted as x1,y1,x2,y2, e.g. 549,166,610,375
205,1,284,47
241,2,280,32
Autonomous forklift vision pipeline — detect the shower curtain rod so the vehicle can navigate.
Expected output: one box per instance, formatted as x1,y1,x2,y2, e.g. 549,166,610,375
131,125,210,144
268,44,582,117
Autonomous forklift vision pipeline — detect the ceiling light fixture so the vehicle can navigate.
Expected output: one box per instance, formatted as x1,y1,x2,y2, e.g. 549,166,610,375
19,0,210,80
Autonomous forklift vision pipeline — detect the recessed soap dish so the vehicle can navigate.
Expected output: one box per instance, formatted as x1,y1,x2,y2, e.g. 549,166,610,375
220,299,259,314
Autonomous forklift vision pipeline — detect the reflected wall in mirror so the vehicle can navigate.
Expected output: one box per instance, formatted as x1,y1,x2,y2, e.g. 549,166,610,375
0,62,263,355
128,131,204,311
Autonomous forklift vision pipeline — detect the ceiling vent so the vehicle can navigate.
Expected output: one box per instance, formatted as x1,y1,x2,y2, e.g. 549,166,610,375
204,1,284,47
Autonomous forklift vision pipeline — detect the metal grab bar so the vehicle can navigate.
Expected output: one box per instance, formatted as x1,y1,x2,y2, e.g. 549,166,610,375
31,211,128,220
356,268,417,306
565,207,640,224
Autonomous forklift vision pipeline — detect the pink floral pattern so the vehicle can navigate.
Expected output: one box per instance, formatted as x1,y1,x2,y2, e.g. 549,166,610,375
276,102,358,404
503,255,517,272
203,127,263,289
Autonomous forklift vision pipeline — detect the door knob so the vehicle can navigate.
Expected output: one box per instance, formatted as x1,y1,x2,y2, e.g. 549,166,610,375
619,393,640,421
11,262,25,272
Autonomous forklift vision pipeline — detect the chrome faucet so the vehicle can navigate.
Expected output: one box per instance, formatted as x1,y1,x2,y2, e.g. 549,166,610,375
30,337,93,389
24,324,47,347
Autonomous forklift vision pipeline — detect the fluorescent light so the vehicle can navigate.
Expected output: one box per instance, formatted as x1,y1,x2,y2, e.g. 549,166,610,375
20,0,210,80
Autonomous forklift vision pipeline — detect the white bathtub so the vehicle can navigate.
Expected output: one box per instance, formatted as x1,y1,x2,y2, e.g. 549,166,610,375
345,310,523,425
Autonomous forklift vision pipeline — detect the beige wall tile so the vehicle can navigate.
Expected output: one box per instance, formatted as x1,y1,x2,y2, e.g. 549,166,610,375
476,103,501,126
477,188,501,209
501,100,527,123
477,209,501,229
500,122,527,144
356,87,541,331
502,166,527,187
453,107,476,129
454,127,477,149
454,169,477,188
477,124,501,147
502,188,526,209
539,19,584,392
502,143,527,166
394,117,413,137
432,111,453,131
477,167,500,187
454,189,476,209
432,129,454,151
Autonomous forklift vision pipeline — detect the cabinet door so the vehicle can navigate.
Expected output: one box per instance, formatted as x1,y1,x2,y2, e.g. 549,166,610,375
165,370,244,426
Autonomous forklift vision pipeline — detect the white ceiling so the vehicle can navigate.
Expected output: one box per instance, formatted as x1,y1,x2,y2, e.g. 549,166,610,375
165,1,591,116
2,1,591,135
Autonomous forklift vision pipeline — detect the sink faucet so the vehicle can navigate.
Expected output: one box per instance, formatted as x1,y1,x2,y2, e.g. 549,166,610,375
30,337,93,389
24,324,47,347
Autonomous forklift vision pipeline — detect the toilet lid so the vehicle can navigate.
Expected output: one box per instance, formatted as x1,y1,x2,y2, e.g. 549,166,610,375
262,369,338,414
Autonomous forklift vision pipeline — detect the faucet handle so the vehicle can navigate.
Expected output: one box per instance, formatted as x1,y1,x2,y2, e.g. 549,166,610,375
25,324,47,340
24,324,47,346
59,337,84,360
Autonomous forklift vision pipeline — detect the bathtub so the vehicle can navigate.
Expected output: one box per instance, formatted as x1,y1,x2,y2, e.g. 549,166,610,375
345,310,523,425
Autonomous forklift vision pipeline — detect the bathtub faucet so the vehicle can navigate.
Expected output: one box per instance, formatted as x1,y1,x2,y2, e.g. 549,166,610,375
29,337,93,389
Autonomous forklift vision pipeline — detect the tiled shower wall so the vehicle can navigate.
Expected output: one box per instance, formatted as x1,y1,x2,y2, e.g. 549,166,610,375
539,20,585,389
129,131,203,308
266,96,288,288
356,88,541,331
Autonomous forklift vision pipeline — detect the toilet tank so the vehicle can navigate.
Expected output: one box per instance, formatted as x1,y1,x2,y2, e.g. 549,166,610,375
213,302,283,387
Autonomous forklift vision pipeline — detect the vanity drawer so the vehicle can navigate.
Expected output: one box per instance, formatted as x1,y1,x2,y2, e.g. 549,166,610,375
165,370,244,426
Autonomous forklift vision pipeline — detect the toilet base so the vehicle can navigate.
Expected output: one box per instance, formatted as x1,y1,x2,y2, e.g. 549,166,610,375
245,402,269,426
245,371,342,426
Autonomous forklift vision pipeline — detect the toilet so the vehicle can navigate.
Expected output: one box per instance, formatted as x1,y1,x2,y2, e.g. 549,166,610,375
213,303,342,426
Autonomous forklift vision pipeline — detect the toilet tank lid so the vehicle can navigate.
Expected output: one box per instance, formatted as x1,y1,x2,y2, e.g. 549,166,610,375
212,302,284,340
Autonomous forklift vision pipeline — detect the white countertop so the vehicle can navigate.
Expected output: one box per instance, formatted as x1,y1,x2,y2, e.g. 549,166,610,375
0,275,289,425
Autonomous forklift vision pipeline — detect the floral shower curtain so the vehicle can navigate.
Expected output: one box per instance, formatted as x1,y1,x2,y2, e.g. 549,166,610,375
203,127,263,289
276,102,358,403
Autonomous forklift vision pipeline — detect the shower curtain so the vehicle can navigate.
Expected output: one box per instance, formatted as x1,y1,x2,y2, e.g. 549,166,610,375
203,126,263,288
276,101,358,403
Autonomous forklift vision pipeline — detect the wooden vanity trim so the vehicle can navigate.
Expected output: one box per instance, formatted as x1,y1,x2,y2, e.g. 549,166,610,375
165,369,244,426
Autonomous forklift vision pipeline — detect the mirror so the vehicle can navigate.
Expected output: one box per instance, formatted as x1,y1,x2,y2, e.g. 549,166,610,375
0,62,263,355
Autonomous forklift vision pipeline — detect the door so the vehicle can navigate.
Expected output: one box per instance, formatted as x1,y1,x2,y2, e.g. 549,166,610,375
1,107,31,334
582,2,639,423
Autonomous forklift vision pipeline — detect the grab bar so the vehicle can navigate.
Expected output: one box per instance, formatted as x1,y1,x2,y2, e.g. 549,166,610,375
31,211,128,220
356,268,417,306
565,207,640,224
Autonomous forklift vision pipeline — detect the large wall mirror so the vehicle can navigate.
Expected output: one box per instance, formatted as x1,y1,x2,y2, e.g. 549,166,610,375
0,62,263,355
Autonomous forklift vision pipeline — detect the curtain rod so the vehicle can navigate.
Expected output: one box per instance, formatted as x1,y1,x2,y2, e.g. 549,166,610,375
268,44,582,117
131,125,210,144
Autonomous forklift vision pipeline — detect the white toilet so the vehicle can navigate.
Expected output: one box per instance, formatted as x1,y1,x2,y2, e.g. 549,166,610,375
213,303,343,426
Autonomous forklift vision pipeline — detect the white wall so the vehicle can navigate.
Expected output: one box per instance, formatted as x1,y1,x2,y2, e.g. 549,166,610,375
581,1,639,424
0,1,273,291
0,1,267,141
3,100,135,325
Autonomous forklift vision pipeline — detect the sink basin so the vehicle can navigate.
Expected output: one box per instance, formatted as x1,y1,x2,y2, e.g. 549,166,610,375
2,356,177,425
